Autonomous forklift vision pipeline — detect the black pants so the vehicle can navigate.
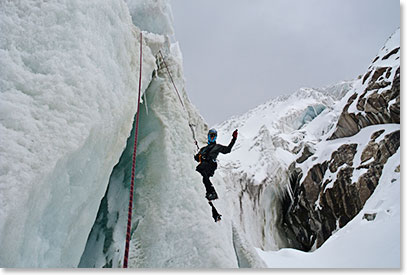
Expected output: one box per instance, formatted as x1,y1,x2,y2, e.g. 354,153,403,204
196,161,217,194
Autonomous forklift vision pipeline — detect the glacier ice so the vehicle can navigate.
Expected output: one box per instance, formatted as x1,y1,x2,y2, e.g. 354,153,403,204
126,0,174,36
80,40,265,268
1,0,266,267
295,104,326,130
0,0,158,267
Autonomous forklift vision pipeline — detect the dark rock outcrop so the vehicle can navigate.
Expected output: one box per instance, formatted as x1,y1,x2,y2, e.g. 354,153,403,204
329,38,400,140
296,144,315,164
283,130,400,250
282,30,400,251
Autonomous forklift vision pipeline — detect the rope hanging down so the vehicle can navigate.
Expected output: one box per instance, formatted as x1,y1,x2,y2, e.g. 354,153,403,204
123,31,143,268
123,42,199,267
158,50,200,151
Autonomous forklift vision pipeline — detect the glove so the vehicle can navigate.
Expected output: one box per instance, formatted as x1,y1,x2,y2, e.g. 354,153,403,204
232,129,238,139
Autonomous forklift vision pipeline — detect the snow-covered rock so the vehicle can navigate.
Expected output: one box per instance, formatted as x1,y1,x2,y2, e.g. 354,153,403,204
283,29,400,251
329,29,400,139
256,148,400,268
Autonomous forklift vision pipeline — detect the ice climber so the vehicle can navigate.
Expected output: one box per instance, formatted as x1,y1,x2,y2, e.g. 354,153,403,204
194,128,238,201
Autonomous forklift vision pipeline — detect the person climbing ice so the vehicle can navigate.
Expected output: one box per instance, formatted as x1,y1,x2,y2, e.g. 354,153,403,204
194,128,238,222
194,128,238,201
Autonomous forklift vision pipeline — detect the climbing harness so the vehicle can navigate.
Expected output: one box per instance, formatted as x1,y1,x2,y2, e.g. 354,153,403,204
157,50,200,151
123,31,143,268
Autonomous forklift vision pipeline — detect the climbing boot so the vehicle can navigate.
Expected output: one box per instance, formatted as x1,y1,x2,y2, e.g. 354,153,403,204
206,191,218,201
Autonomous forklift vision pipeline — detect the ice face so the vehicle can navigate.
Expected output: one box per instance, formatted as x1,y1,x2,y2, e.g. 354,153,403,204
295,104,326,130
80,44,248,268
1,0,256,267
0,0,157,267
126,0,174,35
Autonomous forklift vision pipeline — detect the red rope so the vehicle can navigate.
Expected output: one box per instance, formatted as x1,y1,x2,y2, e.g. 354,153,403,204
123,31,143,268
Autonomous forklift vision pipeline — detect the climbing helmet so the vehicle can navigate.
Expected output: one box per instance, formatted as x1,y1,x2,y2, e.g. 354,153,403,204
208,128,217,144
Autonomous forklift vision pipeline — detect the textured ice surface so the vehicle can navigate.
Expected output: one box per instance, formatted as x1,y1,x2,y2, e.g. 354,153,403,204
295,104,326,130
0,0,157,267
126,0,174,36
80,42,266,268
0,0,265,267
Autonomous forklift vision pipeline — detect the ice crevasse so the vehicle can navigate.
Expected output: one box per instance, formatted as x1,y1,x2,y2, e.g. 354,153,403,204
0,0,265,268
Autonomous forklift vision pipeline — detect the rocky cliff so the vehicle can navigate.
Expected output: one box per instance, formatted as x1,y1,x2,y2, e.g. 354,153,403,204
282,29,400,251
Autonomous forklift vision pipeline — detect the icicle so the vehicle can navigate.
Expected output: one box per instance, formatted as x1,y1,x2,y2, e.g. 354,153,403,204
143,90,148,115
